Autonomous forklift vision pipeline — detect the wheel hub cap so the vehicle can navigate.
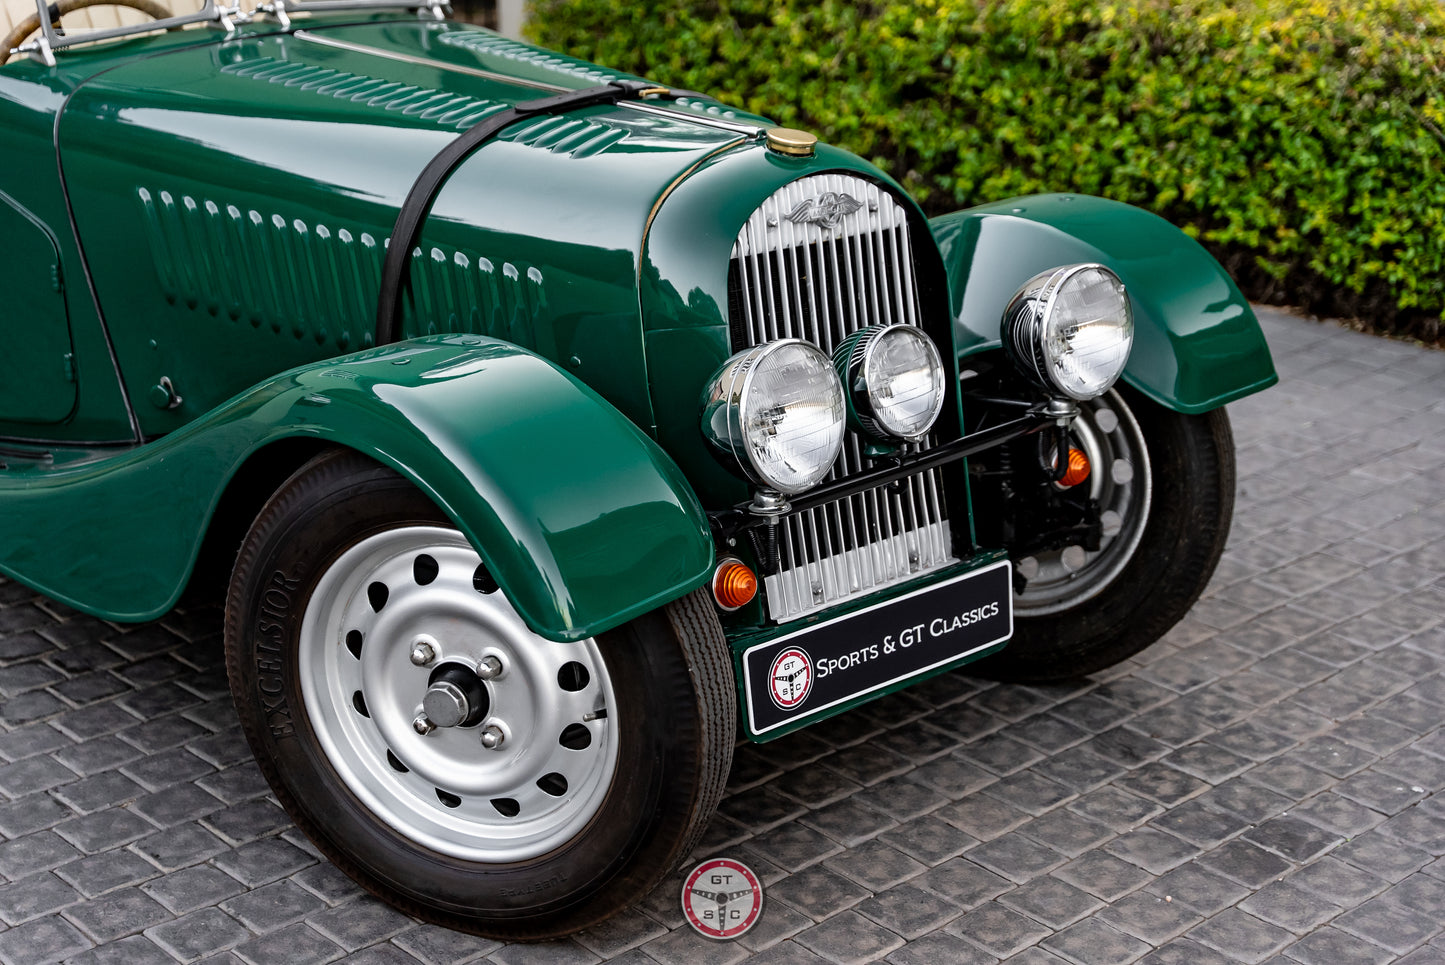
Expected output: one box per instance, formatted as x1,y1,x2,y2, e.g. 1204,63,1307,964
298,527,619,862
421,665,488,728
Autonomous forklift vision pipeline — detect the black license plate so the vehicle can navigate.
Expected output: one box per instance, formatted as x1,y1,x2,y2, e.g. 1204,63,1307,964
742,559,1013,736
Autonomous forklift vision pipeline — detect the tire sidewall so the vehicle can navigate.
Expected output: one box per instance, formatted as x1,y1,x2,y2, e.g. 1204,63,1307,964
226,454,707,934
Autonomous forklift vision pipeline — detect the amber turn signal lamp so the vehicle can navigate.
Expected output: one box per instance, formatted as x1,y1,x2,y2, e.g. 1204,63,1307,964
1060,448,1091,488
712,559,758,611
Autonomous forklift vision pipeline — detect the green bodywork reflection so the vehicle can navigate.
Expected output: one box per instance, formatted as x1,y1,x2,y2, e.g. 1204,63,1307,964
53,23,745,439
0,193,76,424
932,194,1278,414
0,336,714,640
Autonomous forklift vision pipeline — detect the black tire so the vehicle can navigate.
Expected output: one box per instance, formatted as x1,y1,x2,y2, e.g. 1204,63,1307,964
224,449,734,939
971,387,1235,682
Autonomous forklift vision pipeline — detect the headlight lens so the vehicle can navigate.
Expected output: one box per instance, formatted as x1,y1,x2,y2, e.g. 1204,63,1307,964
1003,264,1133,400
700,339,846,494
833,325,946,441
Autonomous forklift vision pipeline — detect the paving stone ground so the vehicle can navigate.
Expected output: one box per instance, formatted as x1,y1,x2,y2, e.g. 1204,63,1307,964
0,307,1442,965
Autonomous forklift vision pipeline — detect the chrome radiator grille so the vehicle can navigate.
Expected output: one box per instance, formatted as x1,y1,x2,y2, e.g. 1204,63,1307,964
729,173,955,622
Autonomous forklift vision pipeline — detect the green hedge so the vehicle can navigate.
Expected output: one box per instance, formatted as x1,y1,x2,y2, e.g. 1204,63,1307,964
528,0,1445,344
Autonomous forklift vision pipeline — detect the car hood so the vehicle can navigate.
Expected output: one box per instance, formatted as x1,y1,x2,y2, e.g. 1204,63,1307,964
56,17,757,434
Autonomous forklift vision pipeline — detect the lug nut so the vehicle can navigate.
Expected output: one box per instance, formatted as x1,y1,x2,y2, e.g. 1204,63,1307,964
412,715,436,736
422,681,469,728
481,724,505,749
477,655,503,680
410,638,437,666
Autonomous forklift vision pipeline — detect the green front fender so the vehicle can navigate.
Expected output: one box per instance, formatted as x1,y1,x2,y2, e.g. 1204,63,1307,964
931,194,1278,413
0,336,714,640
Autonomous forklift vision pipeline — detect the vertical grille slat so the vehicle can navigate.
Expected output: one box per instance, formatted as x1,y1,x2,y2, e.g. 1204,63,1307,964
730,174,955,622
867,217,890,329
824,232,848,348
924,466,949,564
885,221,907,326
780,521,801,615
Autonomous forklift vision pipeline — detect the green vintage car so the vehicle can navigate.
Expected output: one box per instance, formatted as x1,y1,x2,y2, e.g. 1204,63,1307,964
0,0,1276,939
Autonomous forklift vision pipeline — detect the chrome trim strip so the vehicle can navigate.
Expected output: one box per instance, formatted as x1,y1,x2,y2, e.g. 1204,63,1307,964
626,101,767,136
294,31,767,136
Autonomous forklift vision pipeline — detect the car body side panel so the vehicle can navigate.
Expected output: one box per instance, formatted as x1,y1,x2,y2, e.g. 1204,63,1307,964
0,335,715,641
0,192,76,423
931,194,1278,414
54,21,740,439
0,68,140,442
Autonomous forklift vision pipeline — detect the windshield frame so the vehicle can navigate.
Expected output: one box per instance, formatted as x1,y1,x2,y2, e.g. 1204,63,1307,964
15,0,447,65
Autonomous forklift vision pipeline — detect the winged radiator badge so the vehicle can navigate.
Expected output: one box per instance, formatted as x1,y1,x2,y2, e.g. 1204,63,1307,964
785,191,864,229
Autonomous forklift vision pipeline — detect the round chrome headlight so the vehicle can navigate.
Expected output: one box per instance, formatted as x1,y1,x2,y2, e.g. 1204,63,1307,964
700,340,846,494
1002,264,1133,400
833,324,946,441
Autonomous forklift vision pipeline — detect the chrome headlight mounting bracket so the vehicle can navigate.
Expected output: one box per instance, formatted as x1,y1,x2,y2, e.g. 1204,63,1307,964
749,490,791,517
1044,398,1080,426
745,490,789,577
1038,398,1081,482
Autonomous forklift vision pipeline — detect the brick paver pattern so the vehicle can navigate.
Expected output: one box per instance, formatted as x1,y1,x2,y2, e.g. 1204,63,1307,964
0,308,1442,965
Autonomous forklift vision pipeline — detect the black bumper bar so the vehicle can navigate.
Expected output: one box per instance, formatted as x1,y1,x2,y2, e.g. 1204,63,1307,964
710,406,1057,538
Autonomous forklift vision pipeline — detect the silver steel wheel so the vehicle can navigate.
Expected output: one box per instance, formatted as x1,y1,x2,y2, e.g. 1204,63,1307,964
297,526,619,863
1014,389,1153,615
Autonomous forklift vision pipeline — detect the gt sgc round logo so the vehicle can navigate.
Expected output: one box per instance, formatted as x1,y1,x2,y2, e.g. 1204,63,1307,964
680,858,763,939
768,647,812,710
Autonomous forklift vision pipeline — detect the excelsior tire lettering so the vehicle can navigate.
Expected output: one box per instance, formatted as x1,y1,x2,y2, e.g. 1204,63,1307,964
260,571,299,621
255,572,299,739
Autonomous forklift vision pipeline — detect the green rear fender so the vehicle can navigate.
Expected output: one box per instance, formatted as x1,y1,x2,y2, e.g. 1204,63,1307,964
0,336,714,640
931,194,1278,413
